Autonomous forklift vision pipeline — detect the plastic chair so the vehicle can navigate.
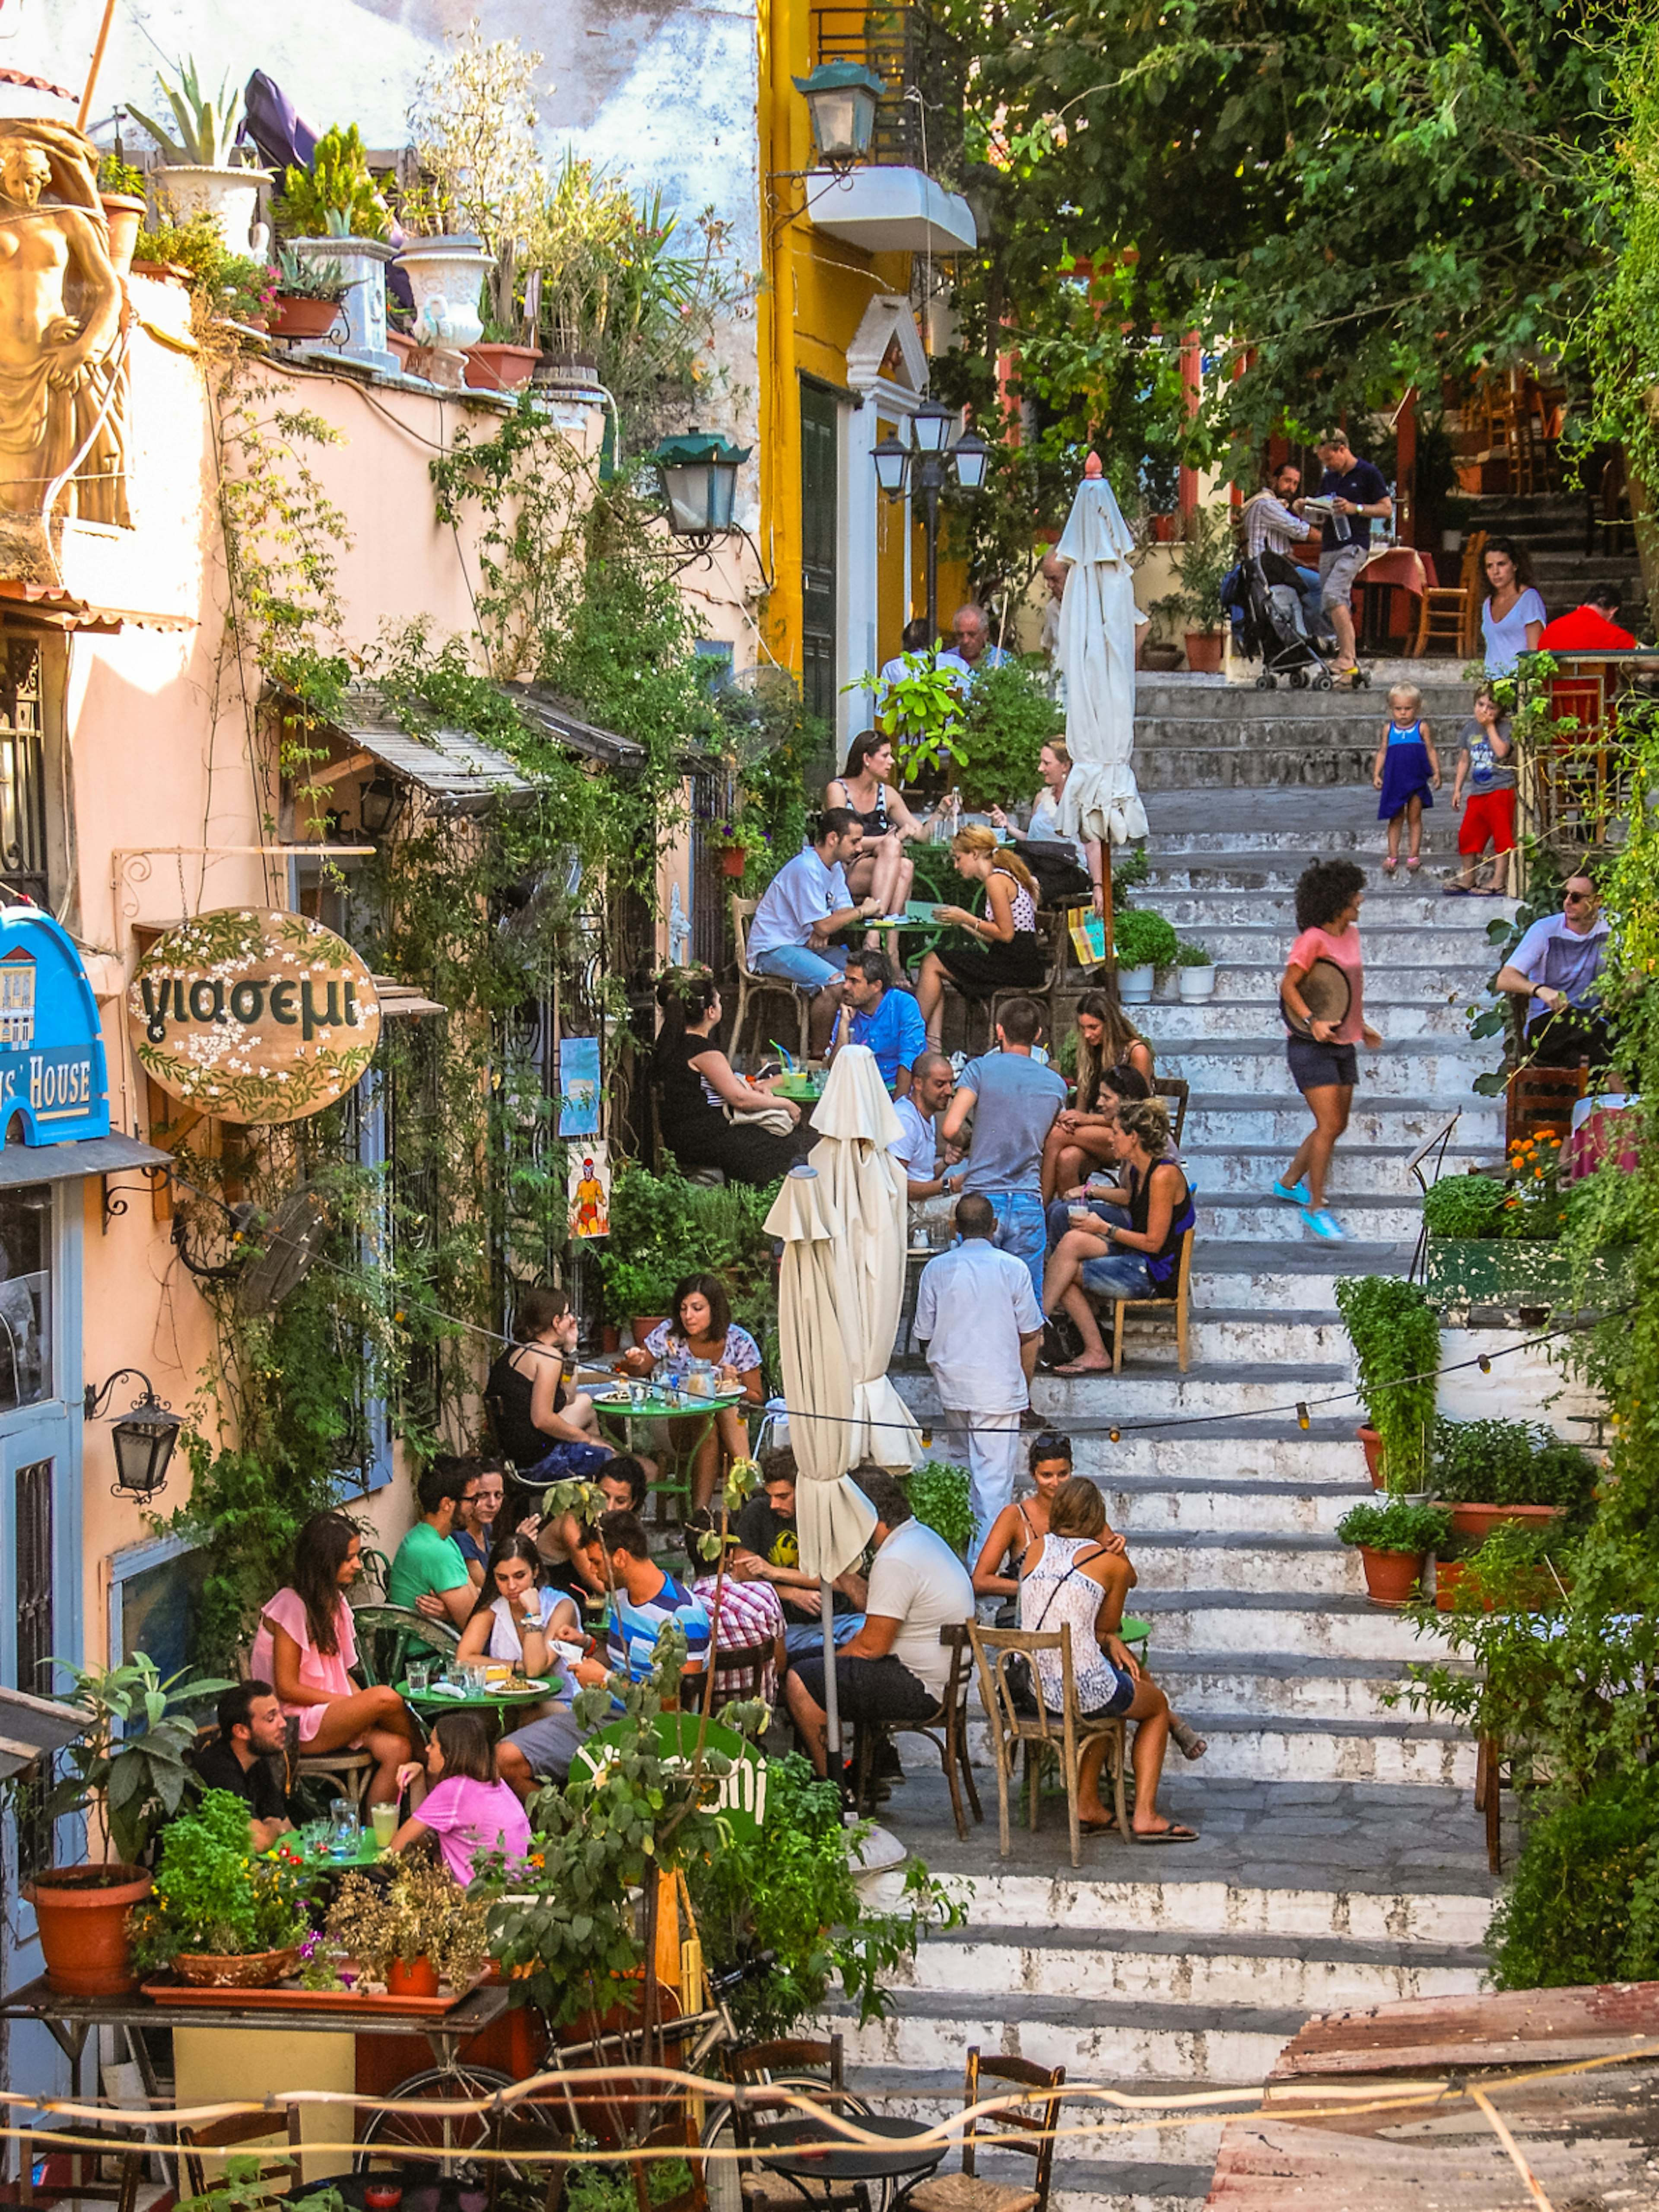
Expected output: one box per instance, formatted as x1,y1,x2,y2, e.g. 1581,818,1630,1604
1100,1225,1195,1373
731,895,813,1068
906,2048,1067,2212
969,1622,1129,1868
849,1623,982,1841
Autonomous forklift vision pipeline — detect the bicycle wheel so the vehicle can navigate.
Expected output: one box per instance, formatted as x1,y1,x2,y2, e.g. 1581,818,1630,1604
356,2063,528,2180
699,2085,889,2212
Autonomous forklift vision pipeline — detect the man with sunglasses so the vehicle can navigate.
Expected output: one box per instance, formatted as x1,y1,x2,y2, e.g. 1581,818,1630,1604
1495,877,1611,1068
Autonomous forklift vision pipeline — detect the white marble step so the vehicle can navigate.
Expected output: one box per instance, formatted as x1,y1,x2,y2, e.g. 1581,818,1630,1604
1171,960,1491,1004
958,1707,1471,1787
1149,1650,1435,1723
1130,1590,1451,1662
1106,1529,1364,1597
1132,887,1513,929
1180,1095,1498,1147
1178,1144,1472,1196
1195,1192,1421,1239
1164,922,1504,966
1097,1472,1372,1536
1157,1041,1487,1096
1141,996,1479,1039
1065,1422,1370,1485
1116,1308,1348,1361
1027,1361,1349,1420
894,1922,1485,2013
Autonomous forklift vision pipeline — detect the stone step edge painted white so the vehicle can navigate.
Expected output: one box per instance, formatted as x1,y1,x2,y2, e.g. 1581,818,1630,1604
925,1869,1495,1944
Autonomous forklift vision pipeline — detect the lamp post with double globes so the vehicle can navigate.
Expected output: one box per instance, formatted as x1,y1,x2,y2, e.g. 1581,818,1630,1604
871,399,988,653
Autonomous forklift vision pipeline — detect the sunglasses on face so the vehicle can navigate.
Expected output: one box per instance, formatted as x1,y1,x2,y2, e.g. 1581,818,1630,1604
1564,890,1595,905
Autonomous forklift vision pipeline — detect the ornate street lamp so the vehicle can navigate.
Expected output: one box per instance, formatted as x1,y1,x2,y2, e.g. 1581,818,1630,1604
791,62,883,171
83,1369,183,1501
652,429,752,554
871,407,990,647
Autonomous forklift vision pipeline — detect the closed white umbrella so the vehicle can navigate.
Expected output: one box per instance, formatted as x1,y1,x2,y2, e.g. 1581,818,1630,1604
1055,453,1150,848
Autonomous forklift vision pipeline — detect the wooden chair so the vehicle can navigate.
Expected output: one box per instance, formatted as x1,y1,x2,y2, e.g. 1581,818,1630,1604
969,1622,1129,1869
179,2108,305,2199
292,1738,375,1812
730,895,813,1068
849,1623,983,1842
906,2048,1067,2212
1505,1065,1586,1150
1099,1225,1194,1374
351,1602,460,1689
1154,1075,1189,1147
709,1636,777,1713
20,2130,148,2212
727,2038,861,2212
987,912,1063,1050
1411,529,1487,658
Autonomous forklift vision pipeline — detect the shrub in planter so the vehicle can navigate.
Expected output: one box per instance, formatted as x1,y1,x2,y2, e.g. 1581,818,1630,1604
1112,909,1179,972
1488,1769,1659,1990
127,1791,313,1981
327,1856,490,1990
1430,1416,1599,1529
1336,1498,1452,1604
1334,1274,1440,1491
1174,940,1216,1001
905,1460,974,1556
955,659,1065,812
1421,1173,1510,1240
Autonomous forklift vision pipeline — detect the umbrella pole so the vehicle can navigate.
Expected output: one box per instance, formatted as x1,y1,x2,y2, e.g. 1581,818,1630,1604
820,1577,845,1796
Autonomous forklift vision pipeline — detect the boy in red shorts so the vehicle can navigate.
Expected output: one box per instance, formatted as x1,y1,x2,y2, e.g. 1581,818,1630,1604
1447,687,1516,896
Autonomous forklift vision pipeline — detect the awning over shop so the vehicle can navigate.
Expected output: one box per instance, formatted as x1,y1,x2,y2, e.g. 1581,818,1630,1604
512,686,647,769
331,682,536,812
0,1131,171,1189
0,580,197,634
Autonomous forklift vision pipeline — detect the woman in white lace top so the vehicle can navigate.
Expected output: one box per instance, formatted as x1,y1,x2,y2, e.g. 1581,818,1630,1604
1019,1478,1200,1841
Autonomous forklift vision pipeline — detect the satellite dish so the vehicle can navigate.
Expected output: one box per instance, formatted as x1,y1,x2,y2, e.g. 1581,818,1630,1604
236,1187,330,1316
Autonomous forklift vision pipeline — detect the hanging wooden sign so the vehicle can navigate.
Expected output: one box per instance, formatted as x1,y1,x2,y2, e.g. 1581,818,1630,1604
128,909,382,1125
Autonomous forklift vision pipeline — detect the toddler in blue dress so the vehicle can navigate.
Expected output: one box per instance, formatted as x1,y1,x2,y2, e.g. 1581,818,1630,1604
1371,681,1442,874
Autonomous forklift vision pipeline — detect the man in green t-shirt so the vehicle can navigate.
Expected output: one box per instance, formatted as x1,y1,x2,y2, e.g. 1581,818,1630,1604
386,1460,478,1627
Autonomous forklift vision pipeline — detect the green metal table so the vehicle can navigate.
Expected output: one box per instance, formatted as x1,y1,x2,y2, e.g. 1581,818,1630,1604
591,1386,747,1519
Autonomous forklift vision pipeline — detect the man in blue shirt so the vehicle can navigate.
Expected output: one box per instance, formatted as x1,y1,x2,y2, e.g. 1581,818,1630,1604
835,950,926,1093
496,1511,709,1792
1310,430,1392,681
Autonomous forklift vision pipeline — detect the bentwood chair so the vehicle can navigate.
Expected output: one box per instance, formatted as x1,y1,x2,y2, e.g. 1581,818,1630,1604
969,1622,1129,1869
906,2048,1068,2212
849,1624,982,1841
731,896,813,1069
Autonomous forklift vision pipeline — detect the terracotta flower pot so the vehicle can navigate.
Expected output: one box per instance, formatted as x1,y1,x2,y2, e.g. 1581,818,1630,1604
1357,1545,1425,1607
100,193,146,277
175,1944,300,1989
464,342,539,393
719,847,748,877
1357,1425,1385,1487
1449,1501,1564,1540
631,1317,667,1346
270,295,345,342
1184,631,1225,674
387,1954,441,1999
387,331,420,372
25,1864,152,1996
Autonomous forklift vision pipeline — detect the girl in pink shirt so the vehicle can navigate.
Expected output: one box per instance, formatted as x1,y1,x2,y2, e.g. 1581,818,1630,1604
390,1712,532,1888
1274,860,1383,1243
251,1511,418,1805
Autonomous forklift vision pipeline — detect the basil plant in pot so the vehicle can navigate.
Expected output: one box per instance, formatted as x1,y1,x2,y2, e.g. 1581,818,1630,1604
1112,909,1178,1005
34,1653,232,1996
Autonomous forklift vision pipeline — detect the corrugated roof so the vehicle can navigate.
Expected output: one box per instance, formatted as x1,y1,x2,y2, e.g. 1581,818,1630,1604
511,685,647,769
336,682,536,811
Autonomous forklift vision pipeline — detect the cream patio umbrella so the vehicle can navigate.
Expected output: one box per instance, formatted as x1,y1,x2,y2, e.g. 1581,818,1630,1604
1056,452,1150,849
762,1046,919,1764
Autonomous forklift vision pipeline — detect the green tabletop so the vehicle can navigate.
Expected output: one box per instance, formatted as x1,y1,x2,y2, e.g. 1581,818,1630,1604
772,1072,825,1100
592,1388,744,1420
270,1831,384,1871
398,1675,563,1712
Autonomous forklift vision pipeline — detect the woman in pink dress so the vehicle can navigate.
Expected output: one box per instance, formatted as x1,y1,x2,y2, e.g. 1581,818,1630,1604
250,1511,419,1805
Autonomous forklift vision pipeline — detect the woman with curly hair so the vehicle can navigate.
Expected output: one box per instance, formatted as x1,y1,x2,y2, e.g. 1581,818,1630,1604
651,968,805,1187
1274,858,1382,1243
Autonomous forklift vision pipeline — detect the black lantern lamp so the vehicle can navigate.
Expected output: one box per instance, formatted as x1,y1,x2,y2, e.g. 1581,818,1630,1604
949,423,990,491
871,429,910,499
359,773,404,840
869,404,990,644
83,1369,183,1502
652,429,752,552
792,61,883,171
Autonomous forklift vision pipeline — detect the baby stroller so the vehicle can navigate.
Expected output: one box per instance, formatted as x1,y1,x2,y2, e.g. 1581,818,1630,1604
1232,550,1363,691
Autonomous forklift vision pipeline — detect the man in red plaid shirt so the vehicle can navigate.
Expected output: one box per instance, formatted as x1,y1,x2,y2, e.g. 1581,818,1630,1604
686,1511,786,1699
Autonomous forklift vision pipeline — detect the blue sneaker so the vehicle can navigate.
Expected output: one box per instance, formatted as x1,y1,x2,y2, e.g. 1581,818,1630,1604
1272,1177,1311,1206
1302,1206,1347,1242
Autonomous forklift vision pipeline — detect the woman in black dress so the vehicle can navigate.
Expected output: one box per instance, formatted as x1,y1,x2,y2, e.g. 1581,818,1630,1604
913,825,1047,1046
652,968,805,1187
485,1286,612,1481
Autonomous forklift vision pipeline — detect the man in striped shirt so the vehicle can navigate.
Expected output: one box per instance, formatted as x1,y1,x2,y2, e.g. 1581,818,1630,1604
1242,462,1329,644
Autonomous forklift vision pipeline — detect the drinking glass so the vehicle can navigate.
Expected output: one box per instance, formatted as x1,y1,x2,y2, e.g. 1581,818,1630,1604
406,1660,430,1694
370,1802,399,1849
328,1801,360,1860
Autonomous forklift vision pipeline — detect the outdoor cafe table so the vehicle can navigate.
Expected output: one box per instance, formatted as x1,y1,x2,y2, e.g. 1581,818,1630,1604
397,1677,568,1726
591,1387,746,1515
749,2113,947,2192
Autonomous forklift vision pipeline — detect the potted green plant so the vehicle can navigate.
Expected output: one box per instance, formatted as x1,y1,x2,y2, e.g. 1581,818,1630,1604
955,660,1065,812
1429,1416,1596,1540
267,248,351,341
715,817,772,880
1150,506,1233,674
1336,1498,1452,1606
96,151,148,276
1334,1274,1440,1491
327,1856,490,1996
126,1792,314,1987
127,60,269,256
31,1653,232,1996
465,318,541,393
604,1256,677,1345
1112,909,1178,1004
871,658,969,795
278,125,397,371
905,1461,974,1557
1174,940,1215,1003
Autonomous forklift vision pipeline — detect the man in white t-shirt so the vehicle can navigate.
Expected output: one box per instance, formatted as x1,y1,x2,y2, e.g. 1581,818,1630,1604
783,1469,974,1775
890,1050,960,1200
747,809,880,1053
914,1192,1045,1542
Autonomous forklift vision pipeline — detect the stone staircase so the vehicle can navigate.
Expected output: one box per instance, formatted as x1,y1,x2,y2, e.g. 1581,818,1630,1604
858,673,1513,2209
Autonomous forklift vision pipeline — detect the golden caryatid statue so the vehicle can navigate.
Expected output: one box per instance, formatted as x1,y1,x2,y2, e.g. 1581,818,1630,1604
0,120,129,527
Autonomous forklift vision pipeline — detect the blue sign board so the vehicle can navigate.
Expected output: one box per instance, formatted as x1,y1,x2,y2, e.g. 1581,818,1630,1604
0,907,111,1150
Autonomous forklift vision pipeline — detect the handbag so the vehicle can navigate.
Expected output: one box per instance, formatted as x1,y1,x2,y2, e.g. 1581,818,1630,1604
1001,1561,1084,1719
725,1101,796,1137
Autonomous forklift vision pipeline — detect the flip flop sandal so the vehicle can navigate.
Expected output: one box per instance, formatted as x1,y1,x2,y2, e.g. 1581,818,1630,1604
1134,1824,1201,1844
1078,1816,1120,1834
1406,855,1421,871
1382,857,1398,875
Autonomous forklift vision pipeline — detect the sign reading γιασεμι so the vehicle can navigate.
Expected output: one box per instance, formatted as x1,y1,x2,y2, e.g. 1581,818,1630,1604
128,909,382,1125
0,907,111,1148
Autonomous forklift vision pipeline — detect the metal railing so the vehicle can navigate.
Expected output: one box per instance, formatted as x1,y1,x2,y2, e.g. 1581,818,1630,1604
809,5,967,179
1513,649,1659,866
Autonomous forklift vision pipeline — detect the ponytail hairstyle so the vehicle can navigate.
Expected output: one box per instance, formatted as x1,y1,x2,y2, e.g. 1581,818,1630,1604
655,966,720,1052
952,822,1037,899
1116,1096,1173,1158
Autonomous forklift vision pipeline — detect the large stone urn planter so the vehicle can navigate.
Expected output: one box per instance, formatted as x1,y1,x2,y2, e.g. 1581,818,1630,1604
394,235,492,352
152,164,270,256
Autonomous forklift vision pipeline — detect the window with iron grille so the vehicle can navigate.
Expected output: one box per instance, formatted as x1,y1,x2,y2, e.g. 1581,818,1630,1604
0,642,49,912
14,1457,54,1875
